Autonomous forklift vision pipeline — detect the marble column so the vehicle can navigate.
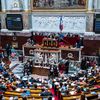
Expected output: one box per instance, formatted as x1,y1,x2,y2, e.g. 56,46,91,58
94,0,98,9
1,0,6,12
97,0,100,9
88,0,93,11
23,13,29,29
24,0,29,11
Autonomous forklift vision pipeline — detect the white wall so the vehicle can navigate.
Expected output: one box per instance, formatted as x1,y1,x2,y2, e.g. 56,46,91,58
32,15,86,33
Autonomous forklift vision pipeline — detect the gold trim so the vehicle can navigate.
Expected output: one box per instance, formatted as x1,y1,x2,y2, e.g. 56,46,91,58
1,11,32,14
2,10,32,13
86,0,88,11
32,9,87,12
86,10,94,13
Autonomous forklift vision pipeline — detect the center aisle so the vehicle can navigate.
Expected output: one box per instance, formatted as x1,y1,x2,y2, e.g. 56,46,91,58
50,88,59,100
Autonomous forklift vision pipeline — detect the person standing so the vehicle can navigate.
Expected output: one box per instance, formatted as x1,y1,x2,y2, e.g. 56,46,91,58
64,60,69,74
29,59,33,74
5,44,11,58
49,65,54,78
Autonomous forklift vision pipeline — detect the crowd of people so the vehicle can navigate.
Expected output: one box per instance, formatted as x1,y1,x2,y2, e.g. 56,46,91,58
0,33,100,100
0,58,53,99
0,53,99,99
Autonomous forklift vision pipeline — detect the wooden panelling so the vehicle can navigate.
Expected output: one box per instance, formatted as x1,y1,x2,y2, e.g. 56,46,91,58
82,40,100,56
1,35,28,50
0,35,100,56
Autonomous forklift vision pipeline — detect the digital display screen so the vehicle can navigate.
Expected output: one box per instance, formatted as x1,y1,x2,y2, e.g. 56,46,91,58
94,14,100,33
6,14,23,31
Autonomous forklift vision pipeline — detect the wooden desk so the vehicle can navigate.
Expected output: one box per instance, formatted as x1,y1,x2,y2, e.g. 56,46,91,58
32,66,49,76
23,44,82,62
63,95,80,100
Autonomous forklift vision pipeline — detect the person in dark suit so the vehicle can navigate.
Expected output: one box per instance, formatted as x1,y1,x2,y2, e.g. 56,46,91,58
49,65,54,78
40,89,52,100
40,89,52,96
5,44,11,58
64,60,69,74
53,65,59,77
81,58,87,70
23,60,30,76
27,59,33,75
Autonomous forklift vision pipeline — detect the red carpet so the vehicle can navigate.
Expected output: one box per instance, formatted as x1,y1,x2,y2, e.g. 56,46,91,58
50,88,59,100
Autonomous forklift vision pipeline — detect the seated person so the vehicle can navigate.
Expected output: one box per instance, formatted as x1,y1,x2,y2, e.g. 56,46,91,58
9,96,14,100
21,90,30,97
0,64,4,72
82,85,89,92
2,70,9,78
40,88,52,96
60,83,68,95
76,86,82,94
40,88,53,100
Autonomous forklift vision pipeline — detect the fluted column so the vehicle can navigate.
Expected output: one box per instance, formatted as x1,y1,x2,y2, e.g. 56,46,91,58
94,0,98,9
1,0,6,12
88,0,93,11
24,0,29,11
97,0,100,9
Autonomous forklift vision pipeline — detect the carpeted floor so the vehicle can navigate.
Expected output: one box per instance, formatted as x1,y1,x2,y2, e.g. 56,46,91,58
50,88,59,100
10,60,59,100
9,60,49,80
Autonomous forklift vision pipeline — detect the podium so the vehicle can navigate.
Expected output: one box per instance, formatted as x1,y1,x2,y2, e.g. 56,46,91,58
23,43,82,76
23,44,82,63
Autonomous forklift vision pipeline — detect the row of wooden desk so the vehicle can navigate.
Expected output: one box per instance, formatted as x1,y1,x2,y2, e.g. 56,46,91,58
23,44,82,62
32,66,49,76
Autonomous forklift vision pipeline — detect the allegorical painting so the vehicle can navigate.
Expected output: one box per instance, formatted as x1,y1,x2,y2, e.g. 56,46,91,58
32,0,87,10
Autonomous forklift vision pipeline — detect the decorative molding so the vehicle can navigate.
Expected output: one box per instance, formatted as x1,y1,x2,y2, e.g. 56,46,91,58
1,29,32,33
86,14,94,32
5,0,24,11
13,36,17,41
